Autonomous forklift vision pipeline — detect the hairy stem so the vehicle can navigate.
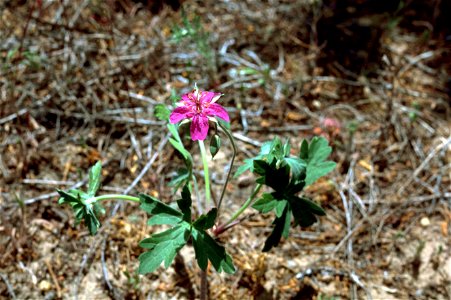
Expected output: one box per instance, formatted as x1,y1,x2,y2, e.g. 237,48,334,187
198,140,211,208
84,194,140,205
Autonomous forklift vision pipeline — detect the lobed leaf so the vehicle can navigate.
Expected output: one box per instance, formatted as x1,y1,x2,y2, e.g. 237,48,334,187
154,104,171,121
300,137,336,186
262,205,291,252
139,193,182,216
192,229,235,274
138,225,190,274
192,208,217,231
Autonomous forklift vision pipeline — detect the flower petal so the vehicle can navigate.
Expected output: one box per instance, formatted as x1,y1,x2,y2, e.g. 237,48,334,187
169,106,193,124
201,91,221,103
190,115,209,141
204,103,230,122
181,93,194,104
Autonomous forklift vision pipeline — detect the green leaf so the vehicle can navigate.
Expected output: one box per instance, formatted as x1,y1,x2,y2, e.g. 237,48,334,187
139,194,183,222
300,140,309,160
299,197,326,216
87,161,102,197
169,138,191,162
168,168,190,191
289,196,325,227
284,157,306,182
57,189,102,235
234,158,255,177
234,140,273,177
84,204,101,235
191,229,235,273
252,193,278,214
138,225,190,274
192,208,217,231
262,205,291,252
300,137,336,186
275,200,287,218
209,134,221,159
253,160,290,192
168,123,181,142
147,214,181,226
177,185,192,222
57,189,79,204
154,104,171,121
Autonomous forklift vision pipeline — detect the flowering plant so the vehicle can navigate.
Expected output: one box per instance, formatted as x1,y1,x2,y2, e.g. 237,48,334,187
58,86,336,297
169,88,229,141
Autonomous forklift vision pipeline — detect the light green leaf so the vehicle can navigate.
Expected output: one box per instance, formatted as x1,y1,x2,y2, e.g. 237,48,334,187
252,193,278,214
138,225,190,274
154,104,171,121
300,137,336,186
87,161,102,197
275,200,287,218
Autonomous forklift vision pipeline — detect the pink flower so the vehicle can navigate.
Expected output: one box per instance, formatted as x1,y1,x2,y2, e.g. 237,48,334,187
169,89,230,141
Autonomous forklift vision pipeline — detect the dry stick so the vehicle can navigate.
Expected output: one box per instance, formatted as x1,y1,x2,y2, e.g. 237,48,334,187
0,273,16,299
398,137,451,195
44,259,62,298
101,239,118,299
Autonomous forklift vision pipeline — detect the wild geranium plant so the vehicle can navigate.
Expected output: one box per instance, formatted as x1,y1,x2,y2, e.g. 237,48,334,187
58,86,336,296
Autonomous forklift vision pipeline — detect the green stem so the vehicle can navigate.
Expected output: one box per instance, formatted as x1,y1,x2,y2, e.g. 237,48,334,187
84,194,140,205
223,183,262,227
217,122,237,212
198,140,211,208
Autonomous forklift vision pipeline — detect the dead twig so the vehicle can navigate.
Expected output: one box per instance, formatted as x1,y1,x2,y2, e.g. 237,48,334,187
398,137,451,195
44,259,62,298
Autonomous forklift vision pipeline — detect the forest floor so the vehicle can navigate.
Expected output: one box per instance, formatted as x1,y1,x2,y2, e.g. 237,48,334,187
0,1,450,299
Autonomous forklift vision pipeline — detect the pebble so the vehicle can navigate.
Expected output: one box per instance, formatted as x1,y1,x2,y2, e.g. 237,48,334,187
420,217,430,227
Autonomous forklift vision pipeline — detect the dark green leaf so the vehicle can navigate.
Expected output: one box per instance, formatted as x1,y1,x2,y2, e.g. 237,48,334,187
154,104,171,121
192,208,217,231
289,196,325,227
253,160,290,192
262,206,291,252
139,193,183,219
177,185,192,222
300,140,309,160
87,161,102,197
191,229,235,273
57,189,79,204
299,197,326,216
